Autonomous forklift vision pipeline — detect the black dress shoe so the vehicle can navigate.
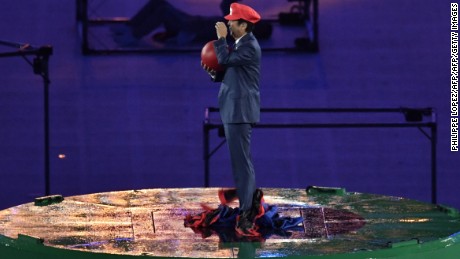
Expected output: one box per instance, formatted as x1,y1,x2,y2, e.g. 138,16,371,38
235,189,265,237
235,210,260,237
250,188,265,220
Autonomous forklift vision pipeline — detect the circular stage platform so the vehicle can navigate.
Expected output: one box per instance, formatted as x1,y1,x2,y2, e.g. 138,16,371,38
1,187,460,258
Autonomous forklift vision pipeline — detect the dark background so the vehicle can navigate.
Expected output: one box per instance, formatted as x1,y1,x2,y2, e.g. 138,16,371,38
0,0,457,210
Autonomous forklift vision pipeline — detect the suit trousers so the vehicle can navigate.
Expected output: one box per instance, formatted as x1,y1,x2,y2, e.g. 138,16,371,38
223,123,256,212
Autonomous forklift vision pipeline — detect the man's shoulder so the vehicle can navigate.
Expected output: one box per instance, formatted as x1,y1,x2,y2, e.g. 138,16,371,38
242,32,256,42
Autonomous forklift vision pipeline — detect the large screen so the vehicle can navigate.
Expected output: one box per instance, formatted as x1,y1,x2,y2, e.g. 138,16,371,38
78,0,318,53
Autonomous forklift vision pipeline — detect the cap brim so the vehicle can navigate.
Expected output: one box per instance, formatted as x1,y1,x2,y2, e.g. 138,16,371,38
224,14,240,21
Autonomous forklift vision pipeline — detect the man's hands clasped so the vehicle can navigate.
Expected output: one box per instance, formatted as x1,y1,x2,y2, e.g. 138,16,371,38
215,22,228,39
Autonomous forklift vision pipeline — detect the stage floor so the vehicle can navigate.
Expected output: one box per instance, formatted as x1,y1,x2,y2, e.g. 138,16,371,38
1,187,460,258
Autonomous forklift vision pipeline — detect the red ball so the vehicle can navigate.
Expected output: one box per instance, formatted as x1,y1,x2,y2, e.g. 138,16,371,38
201,40,224,72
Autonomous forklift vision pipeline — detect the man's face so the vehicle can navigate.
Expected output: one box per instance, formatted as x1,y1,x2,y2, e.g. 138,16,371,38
227,20,246,39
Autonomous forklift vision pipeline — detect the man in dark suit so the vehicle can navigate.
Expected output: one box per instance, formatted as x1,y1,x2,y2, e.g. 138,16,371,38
203,3,263,237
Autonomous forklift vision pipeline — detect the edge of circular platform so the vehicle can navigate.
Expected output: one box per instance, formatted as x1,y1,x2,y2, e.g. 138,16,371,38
1,231,460,259
1,187,460,259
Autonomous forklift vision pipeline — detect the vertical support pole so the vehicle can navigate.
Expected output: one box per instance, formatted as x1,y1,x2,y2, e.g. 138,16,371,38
37,47,52,196
32,46,53,196
81,0,90,55
44,62,50,196
312,0,319,52
431,122,437,204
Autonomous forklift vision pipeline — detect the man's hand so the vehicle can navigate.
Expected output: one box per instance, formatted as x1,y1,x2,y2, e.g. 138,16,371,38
201,61,216,78
215,22,228,39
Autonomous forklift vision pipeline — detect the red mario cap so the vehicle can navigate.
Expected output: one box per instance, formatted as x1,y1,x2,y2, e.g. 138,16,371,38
224,3,261,23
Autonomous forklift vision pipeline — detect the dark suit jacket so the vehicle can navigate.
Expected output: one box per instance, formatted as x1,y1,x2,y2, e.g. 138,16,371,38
213,33,261,124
